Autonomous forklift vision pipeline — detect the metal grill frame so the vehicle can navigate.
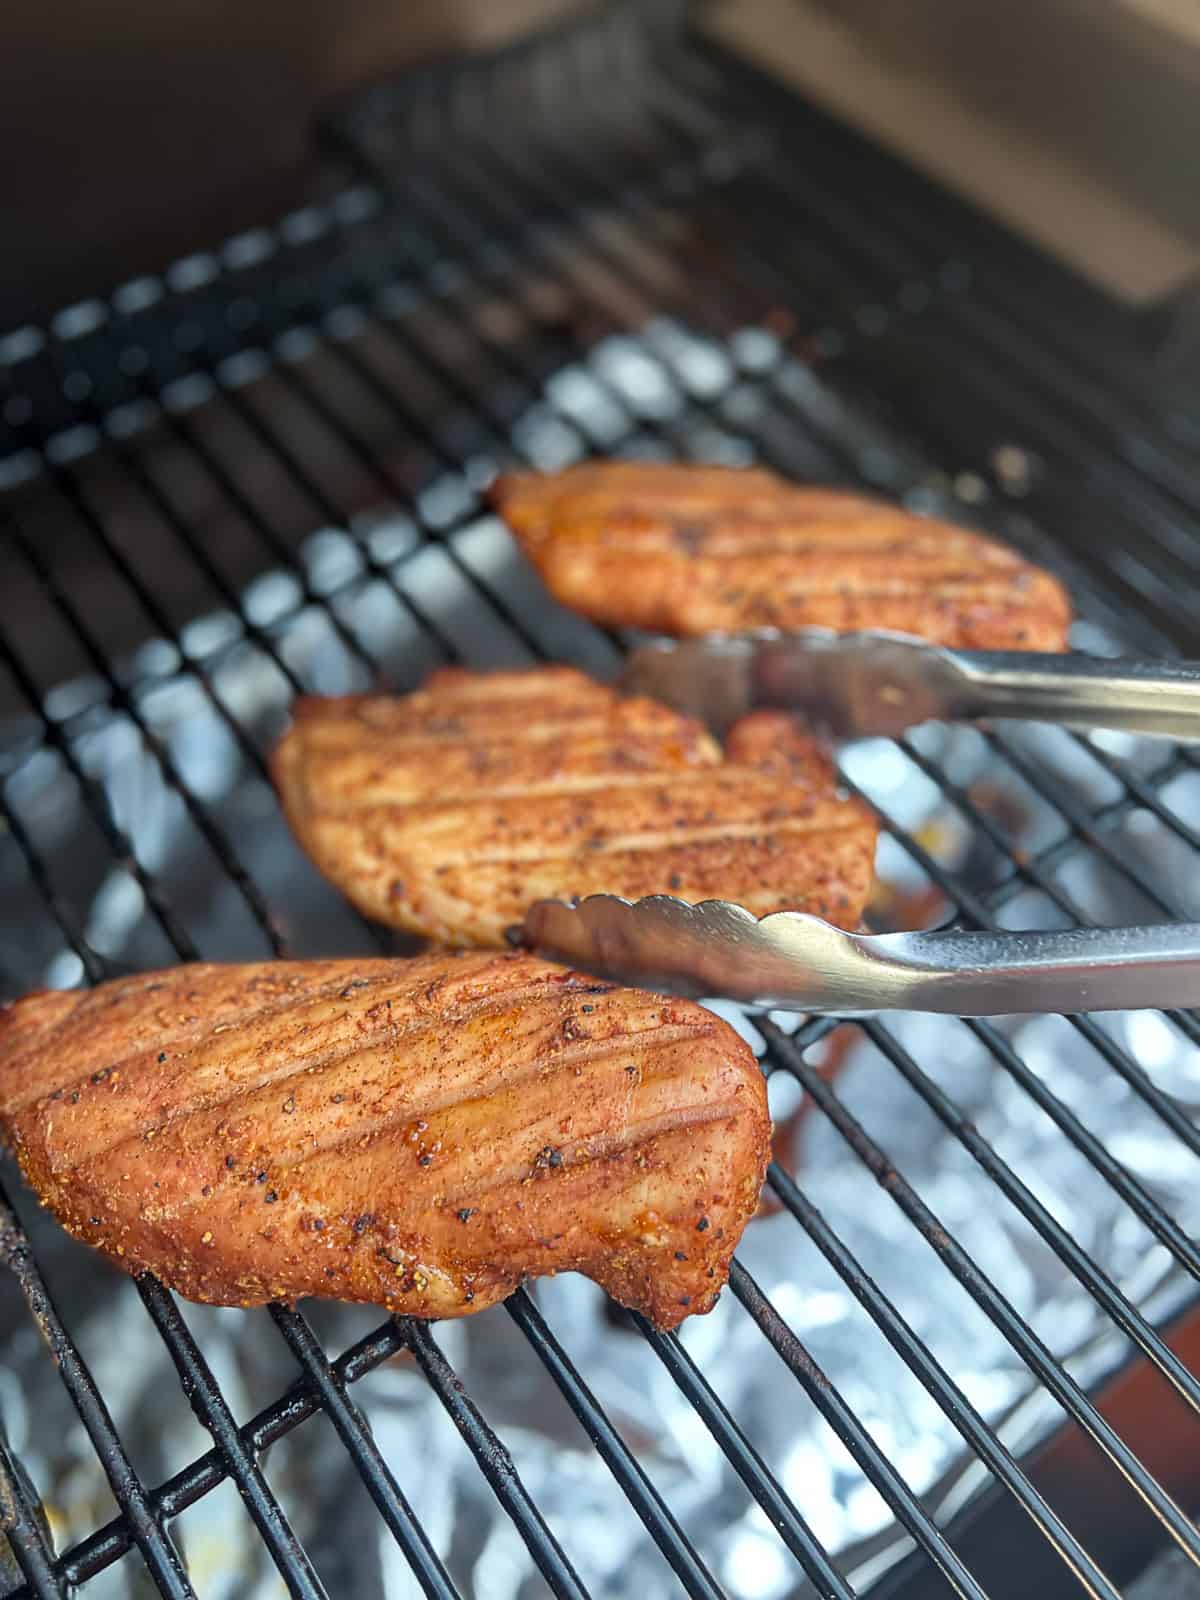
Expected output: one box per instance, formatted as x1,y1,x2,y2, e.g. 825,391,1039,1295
1,6,1200,1598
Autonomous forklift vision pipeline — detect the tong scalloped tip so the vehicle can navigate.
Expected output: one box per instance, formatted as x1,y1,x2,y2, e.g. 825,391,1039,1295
521,894,1200,1016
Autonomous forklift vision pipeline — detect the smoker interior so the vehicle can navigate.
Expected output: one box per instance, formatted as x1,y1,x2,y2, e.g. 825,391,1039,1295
2,8,1200,1598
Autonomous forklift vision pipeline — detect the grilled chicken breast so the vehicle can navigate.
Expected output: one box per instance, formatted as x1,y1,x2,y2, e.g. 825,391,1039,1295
273,666,879,946
491,462,1072,650
0,952,769,1329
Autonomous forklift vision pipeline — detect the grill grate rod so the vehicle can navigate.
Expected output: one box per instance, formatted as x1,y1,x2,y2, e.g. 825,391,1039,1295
0,783,109,983
136,1279,328,1600
0,577,201,964
403,1320,589,1600
962,1015,1200,1267
505,1289,727,1600
759,1160,1122,1600
727,1263,991,1600
980,747,1196,922
633,1319,858,1600
9,1320,413,1596
855,1032,1200,1414
760,1020,1200,1564
0,1431,59,1600
1,505,287,956
0,1186,196,1598
984,727,1196,928
269,1305,463,1600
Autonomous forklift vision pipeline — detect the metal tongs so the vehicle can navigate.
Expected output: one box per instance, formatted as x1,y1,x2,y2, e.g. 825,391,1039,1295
619,629,1200,741
520,630,1200,1014
522,896,1200,1015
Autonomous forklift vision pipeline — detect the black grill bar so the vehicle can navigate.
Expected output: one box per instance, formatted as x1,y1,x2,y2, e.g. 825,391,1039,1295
322,125,856,483
981,748,1195,921
506,1289,726,1600
63,412,341,696
960,1016,1200,1264
0,1433,58,1600
403,1320,589,1600
0,783,109,984
3,507,285,956
11,1320,412,1596
634,1320,857,1600
268,1306,463,1600
759,1022,1200,1565
759,1161,1122,1600
0,1188,196,1599
983,728,1193,924
901,734,1187,931
0,575,201,964
136,1279,329,1600
856,1036,1200,1412
727,1264,991,1600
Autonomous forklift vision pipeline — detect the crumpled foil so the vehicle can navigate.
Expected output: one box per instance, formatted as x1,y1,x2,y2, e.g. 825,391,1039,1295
1,331,1199,1599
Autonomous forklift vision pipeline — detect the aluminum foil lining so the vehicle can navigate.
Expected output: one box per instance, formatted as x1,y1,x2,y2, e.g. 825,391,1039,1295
2,328,1199,1599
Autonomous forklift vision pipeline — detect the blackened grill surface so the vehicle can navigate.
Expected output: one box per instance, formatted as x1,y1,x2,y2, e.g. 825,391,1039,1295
1,10,1200,1600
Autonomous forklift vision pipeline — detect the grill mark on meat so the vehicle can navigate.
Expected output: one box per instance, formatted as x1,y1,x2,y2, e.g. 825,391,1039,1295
2,962,413,1110
75,1015,709,1186
134,1046,739,1227
301,762,725,812
523,518,999,559
491,462,1073,651
334,784,864,863
569,561,1047,599
37,973,665,1169
274,667,879,946
4,959,592,1119
402,812,867,868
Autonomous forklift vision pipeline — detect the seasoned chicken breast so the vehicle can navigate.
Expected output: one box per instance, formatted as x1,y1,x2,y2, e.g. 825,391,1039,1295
491,462,1073,650
273,666,879,946
0,952,769,1330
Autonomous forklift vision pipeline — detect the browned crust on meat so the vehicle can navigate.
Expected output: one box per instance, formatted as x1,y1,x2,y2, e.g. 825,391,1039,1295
272,666,879,945
0,953,770,1330
490,462,1073,650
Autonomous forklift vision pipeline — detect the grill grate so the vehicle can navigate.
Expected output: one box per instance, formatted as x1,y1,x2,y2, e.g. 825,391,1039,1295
2,7,1200,1598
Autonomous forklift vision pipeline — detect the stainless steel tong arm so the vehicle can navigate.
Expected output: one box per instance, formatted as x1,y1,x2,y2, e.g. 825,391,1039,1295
620,631,1200,740
523,895,1200,1015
